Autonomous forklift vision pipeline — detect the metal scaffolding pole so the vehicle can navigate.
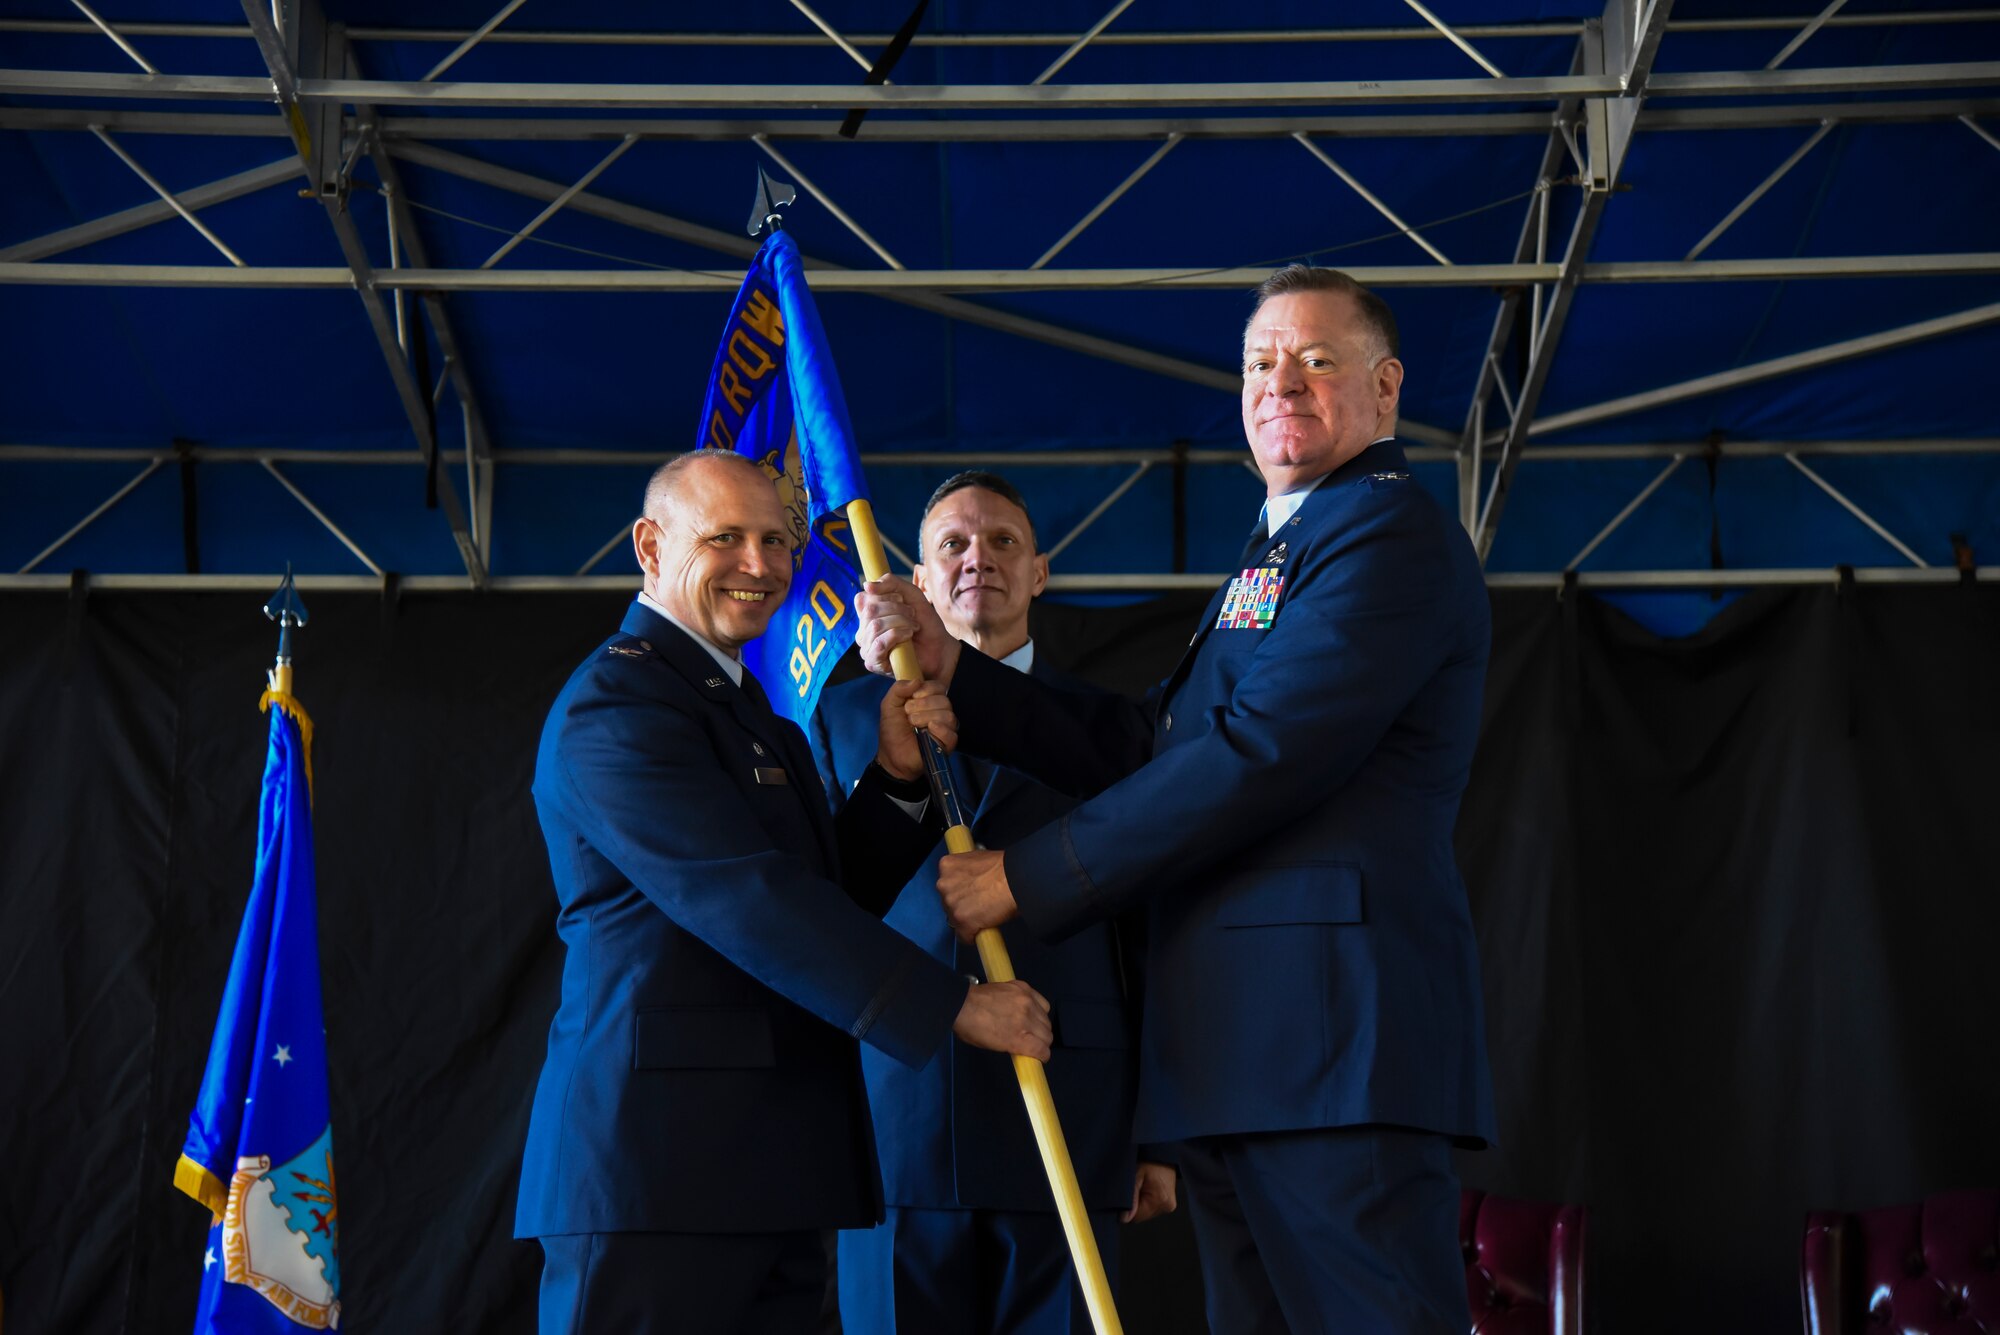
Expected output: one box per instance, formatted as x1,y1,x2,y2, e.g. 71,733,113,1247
6,12,1998,48
420,0,529,83
66,0,158,73
1,566,1990,595
0,157,298,262
261,461,386,575
1566,454,1686,570
1527,300,2000,437
9,98,2000,143
380,141,1244,395
368,136,499,566
1044,462,1153,560
752,136,904,269
1765,0,1848,71
1783,453,1929,567
235,0,486,585
1031,0,1138,86
1473,0,1676,563
1292,133,1452,264
1684,120,1836,260
1031,135,1182,270
87,127,247,266
10,62,1999,110
16,460,164,574
1398,0,1507,77
11,254,2000,291
479,132,637,268
10,439,1992,469
1456,64,1583,534
786,0,879,77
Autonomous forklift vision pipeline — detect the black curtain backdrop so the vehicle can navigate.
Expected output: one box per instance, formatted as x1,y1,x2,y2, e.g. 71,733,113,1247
2,584,1995,1334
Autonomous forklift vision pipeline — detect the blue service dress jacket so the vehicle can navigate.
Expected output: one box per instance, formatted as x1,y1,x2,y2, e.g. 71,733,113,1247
809,663,1141,1214
946,439,1499,1148
514,601,970,1239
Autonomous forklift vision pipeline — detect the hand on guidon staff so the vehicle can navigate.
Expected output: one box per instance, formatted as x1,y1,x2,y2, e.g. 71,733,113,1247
937,849,1018,941
952,979,1053,1062
875,679,956,782
1124,1162,1179,1224
855,576,964,687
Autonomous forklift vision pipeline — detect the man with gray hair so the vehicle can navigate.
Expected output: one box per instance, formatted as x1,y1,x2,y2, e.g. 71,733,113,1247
857,267,1496,1332
811,469,1175,1334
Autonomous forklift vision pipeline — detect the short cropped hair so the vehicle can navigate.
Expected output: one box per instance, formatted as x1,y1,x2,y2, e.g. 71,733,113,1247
642,448,768,519
918,470,1039,554
1248,265,1400,363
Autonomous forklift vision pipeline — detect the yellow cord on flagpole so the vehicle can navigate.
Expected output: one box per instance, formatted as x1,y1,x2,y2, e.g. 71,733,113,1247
260,664,315,806
846,498,1125,1335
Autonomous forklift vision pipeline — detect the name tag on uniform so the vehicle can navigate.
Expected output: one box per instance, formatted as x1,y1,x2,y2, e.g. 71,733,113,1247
753,766,789,785
1216,567,1285,630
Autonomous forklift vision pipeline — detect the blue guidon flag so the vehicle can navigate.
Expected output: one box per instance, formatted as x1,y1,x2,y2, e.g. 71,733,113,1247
174,691,341,1332
696,227,869,724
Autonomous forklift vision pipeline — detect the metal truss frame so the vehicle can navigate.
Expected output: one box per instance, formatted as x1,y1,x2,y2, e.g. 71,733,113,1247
232,0,489,585
1467,0,1681,563
7,439,1993,590
2,568,1990,595
8,98,1998,142
3,2,1997,584
10,255,2000,292
8,61,2000,109
5,12,1997,48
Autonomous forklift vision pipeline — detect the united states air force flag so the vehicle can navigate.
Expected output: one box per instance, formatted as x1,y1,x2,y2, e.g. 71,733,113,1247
696,226,869,723
174,691,340,1331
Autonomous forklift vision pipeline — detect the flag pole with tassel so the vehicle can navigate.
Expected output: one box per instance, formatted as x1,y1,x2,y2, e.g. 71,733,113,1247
750,177,1125,1335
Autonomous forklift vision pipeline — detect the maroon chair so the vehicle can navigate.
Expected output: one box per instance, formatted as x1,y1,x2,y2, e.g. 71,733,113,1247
1801,1189,2000,1334
1461,1188,1586,1335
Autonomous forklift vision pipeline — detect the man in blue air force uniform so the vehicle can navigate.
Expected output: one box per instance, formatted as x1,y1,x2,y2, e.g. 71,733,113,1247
857,268,1496,1333
809,471,1178,1333
516,450,1056,1335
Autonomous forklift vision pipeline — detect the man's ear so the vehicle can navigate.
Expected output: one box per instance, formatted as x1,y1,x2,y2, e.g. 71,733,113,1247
911,562,930,594
631,517,658,581
1029,552,1050,599
1376,357,1405,416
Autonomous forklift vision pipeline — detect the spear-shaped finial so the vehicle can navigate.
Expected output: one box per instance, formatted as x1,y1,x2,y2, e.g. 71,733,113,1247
263,563,309,695
748,164,798,238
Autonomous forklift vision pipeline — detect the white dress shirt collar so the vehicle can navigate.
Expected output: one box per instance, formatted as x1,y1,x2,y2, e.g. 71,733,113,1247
1258,435,1397,535
637,591,743,687
996,638,1035,674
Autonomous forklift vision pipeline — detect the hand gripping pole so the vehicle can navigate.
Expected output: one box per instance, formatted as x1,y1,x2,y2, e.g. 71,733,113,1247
845,498,1124,1335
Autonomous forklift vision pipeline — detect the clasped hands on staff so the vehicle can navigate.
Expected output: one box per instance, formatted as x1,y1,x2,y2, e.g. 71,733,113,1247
857,575,1022,946
881,675,1054,1060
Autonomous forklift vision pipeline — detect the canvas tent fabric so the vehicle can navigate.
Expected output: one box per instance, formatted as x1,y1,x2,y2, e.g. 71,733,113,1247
1,0,1996,637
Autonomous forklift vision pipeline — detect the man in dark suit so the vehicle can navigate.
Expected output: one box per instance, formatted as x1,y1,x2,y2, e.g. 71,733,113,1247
856,267,1496,1333
516,449,1056,1335
808,471,1177,1334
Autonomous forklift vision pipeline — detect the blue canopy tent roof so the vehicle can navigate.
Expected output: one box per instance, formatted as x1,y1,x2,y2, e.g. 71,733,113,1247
2,0,1996,634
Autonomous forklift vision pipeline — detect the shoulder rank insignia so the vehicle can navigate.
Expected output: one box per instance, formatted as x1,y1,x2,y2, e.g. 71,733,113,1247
1366,470,1411,484
606,643,647,659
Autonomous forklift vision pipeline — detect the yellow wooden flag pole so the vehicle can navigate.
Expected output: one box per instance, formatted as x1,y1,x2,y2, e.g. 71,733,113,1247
845,498,1125,1335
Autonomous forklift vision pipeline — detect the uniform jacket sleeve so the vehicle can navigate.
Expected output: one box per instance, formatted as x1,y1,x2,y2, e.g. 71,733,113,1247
950,649,1157,800
833,754,943,919
998,491,1467,941
545,663,965,1068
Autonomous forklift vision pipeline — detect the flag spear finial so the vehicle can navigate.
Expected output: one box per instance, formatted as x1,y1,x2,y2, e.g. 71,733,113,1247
748,165,798,238
263,563,308,696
